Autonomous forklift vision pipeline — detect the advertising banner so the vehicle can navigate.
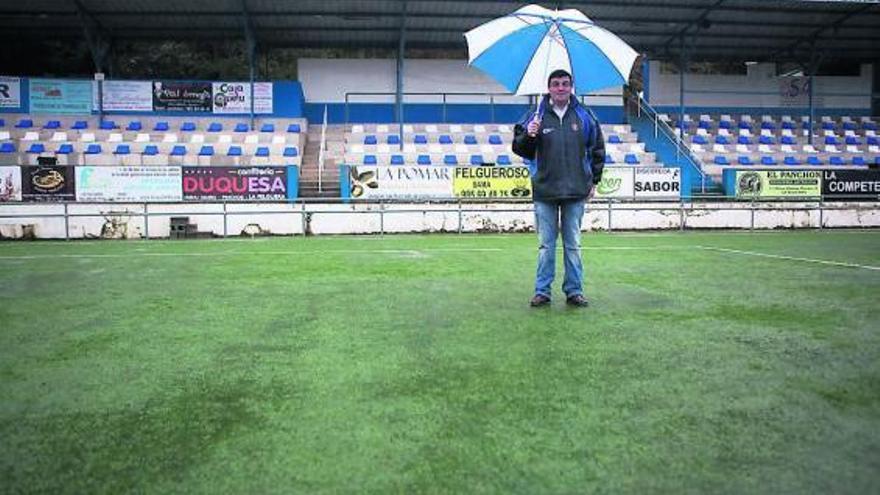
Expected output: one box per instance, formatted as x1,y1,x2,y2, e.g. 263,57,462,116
735,170,821,198
453,166,531,199
30,79,92,114
152,81,212,112
76,166,182,202
0,166,22,202
92,80,153,112
349,166,454,200
821,170,880,200
212,82,273,114
594,167,635,199
0,76,21,108
182,166,288,201
21,166,76,202
633,167,681,198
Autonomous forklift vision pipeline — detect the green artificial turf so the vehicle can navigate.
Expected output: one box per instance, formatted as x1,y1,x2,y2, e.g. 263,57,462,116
1,231,878,494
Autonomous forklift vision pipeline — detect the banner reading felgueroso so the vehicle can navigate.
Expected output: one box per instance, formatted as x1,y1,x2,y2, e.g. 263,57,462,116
0,166,22,202
350,166,454,200
182,166,288,201
76,166,182,202
821,170,880,200
212,82,273,114
30,79,92,114
735,170,821,198
453,166,531,199
152,81,212,112
0,76,21,109
21,166,76,202
92,80,153,112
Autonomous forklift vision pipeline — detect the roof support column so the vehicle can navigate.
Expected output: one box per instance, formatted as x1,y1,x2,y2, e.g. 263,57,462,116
396,1,408,151
242,0,258,130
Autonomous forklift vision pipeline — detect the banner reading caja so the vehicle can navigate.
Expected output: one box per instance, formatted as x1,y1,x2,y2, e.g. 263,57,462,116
453,166,531,199
735,170,821,198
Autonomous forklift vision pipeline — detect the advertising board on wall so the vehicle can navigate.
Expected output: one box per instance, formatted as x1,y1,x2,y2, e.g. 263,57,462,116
735,170,822,198
452,166,531,199
182,167,289,201
76,166,182,202
0,166,22,202
0,76,21,109
20,166,76,202
349,166,454,200
152,81,212,113
29,79,92,114
93,80,153,112
212,82,273,114
633,167,681,198
821,170,880,200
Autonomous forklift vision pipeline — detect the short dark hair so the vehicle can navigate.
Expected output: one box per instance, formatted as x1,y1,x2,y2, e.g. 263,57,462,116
547,69,572,87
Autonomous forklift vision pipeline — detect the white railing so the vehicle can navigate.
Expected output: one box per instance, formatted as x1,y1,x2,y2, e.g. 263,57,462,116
317,105,329,193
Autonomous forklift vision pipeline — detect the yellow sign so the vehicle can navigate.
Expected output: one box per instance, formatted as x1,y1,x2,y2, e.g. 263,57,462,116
453,166,532,199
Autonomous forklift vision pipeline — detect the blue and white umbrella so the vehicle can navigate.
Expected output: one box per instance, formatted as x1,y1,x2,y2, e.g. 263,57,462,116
465,4,639,96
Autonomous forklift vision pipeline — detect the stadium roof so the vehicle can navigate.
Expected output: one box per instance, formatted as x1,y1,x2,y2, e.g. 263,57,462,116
2,0,879,64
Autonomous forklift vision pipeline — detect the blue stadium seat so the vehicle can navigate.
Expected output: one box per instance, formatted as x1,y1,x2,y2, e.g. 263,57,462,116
99,120,117,130
737,136,751,145
843,122,857,131
287,123,301,133
624,154,640,164
802,121,811,130
85,144,102,154
852,156,866,166
114,144,131,155
488,135,502,145
439,135,453,145
170,145,187,156
781,121,795,130
864,122,878,131
464,135,477,145
390,155,404,165
15,119,33,129
737,121,751,130
605,154,614,164
0,143,15,153
234,123,248,133
876,156,880,165
27,143,45,154
198,146,214,156
387,135,400,145
255,147,270,157
761,121,776,130
260,123,275,133
829,156,845,166
180,122,196,132
443,155,458,165
675,121,689,131
154,122,169,131
783,156,800,165
845,136,861,145
417,155,431,165
806,156,823,165
470,154,483,165
868,136,879,146
143,145,159,156
0,118,4,128
497,155,512,166
207,122,223,132
821,121,835,131
608,134,622,144
824,136,839,145
363,155,377,165
227,146,242,156
283,147,299,157
760,156,776,165
758,135,775,145
693,135,708,145
73,120,89,130
719,120,732,130
126,121,142,131
737,156,753,165
363,135,377,145
56,143,73,154
714,155,730,165
716,135,729,145
698,120,711,130
414,135,427,144
43,120,61,129
781,135,796,145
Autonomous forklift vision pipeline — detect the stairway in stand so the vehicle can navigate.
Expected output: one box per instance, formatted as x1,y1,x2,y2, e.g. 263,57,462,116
298,124,345,199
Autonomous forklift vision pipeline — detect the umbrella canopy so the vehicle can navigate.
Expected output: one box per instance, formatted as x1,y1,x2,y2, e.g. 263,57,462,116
465,4,639,96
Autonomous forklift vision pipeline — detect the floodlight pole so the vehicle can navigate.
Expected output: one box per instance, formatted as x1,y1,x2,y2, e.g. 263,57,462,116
396,1,408,152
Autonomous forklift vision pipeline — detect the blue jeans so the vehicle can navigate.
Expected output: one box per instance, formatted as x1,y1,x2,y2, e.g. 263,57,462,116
533,199,585,298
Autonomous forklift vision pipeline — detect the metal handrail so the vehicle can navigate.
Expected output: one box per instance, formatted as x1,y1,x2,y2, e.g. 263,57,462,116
317,105,328,193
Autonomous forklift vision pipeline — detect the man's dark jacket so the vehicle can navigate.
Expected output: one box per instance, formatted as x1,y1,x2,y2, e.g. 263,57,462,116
512,94,605,201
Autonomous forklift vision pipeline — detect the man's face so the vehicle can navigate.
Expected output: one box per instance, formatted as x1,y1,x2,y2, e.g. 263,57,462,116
548,76,572,107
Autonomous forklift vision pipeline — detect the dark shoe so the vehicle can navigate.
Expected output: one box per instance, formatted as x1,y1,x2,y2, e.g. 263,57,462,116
529,294,551,307
566,294,589,307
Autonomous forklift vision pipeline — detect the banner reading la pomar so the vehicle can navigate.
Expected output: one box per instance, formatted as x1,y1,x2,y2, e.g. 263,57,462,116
453,166,531,199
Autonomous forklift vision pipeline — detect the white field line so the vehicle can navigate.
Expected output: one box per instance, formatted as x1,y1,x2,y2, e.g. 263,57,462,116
697,245,880,271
